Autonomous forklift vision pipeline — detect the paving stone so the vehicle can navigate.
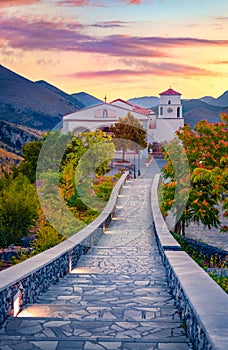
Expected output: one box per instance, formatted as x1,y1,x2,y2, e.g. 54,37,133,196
158,343,193,350
123,343,158,350
99,342,122,349
31,342,58,350
56,342,85,350
84,342,104,350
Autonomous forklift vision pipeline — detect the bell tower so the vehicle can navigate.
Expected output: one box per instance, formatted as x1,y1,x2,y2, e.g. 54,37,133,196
158,87,182,119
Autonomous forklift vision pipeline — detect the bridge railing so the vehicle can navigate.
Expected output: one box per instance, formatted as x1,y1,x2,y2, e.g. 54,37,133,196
151,174,228,350
0,172,128,325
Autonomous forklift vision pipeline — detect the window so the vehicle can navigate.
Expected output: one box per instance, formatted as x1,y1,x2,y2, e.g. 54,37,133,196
177,107,180,118
168,100,171,105
160,107,163,115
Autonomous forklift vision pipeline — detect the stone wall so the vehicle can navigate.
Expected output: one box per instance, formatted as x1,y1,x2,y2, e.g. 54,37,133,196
151,174,228,350
0,173,128,325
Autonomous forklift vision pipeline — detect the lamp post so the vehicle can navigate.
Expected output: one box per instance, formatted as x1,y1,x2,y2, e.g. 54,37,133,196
138,149,141,177
133,152,136,179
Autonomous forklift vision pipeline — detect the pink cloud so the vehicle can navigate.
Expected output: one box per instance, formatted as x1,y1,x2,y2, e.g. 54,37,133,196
211,60,228,64
56,0,145,6
67,62,218,79
0,0,40,7
57,0,89,6
0,16,227,58
91,20,128,28
126,0,141,4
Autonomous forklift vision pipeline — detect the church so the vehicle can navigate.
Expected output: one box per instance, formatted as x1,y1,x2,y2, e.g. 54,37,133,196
62,88,184,152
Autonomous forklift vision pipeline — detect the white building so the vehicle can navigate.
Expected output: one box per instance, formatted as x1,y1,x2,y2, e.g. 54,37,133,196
62,88,184,150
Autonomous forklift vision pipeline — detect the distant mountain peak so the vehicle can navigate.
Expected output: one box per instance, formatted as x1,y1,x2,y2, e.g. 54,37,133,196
71,92,103,107
127,96,159,108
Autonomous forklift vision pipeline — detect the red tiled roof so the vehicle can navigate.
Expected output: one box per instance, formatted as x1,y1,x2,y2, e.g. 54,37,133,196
110,98,152,115
159,88,181,96
110,98,134,106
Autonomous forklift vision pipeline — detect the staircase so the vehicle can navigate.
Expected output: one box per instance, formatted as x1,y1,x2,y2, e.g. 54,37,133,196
0,178,193,350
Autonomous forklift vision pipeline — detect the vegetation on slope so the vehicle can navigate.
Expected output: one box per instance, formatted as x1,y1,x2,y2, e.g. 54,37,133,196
0,130,117,268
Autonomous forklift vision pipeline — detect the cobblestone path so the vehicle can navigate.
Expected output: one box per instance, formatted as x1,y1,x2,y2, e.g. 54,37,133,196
0,177,193,350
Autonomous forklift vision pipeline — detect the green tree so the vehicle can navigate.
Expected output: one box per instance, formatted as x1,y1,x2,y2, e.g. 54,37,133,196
61,130,115,212
110,112,147,160
0,174,39,247
33,216,65,253
17,140,42,182
161,113,228,234
36,130,115,237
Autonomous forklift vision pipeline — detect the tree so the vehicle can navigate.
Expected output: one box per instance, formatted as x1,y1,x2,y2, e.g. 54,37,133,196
61,130,115,212
36,130,115,237
0,174,39,247
161,113,228,235
32,215,65,253
110,112,147,160
16,140,42,182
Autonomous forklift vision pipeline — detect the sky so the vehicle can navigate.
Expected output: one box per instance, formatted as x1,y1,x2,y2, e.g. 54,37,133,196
0,0,228,101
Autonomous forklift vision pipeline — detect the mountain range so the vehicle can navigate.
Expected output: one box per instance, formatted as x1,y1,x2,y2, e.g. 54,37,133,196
0,64,227,163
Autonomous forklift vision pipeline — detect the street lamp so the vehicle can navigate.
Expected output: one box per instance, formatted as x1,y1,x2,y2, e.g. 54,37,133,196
133,152,136,179
138,149,141,176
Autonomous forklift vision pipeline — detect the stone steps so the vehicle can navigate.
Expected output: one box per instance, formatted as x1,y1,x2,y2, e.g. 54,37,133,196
0,317,189,343
0,339,192,350
0,178,193,350
18,304,180,322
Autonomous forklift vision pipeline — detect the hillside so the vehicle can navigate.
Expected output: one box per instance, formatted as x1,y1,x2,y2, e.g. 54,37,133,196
0,65,83,130
0,148,23,175
35,80,85,109
0,120,42,156
199,91,228,107
182,100,226,127
71,92,102,107
184,109,221,128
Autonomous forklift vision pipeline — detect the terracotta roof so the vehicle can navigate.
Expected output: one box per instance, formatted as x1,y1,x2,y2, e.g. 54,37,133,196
159,88,181,96
110,98,152,115
110,98,134,106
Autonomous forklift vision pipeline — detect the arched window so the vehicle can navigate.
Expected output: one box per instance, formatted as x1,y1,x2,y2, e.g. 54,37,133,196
168,100,171,105
160,107,163,116
103,109,108,118
177,107,180,118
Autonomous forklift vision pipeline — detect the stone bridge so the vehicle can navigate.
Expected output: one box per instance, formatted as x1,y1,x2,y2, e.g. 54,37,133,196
0,165,227,350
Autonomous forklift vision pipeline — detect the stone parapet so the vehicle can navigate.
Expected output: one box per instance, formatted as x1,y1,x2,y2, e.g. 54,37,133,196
151,174,228,350
0,172,128,325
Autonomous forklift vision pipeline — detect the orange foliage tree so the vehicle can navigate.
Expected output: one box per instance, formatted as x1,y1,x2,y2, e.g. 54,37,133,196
161,113,228,235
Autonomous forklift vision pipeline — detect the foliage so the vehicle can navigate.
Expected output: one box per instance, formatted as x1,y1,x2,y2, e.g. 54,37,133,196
0,174,39,248
208,273,228,294
161,113,228,234
16,140,43,182
93,175,121,201
110,112,147,160
32,216,65,253
60,130,115,211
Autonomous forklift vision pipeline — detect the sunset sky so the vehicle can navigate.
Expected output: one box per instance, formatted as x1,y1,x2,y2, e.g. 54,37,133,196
0,0,228,101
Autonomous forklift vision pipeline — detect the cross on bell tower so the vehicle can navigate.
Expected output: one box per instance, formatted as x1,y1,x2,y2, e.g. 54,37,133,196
104,95,107,103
